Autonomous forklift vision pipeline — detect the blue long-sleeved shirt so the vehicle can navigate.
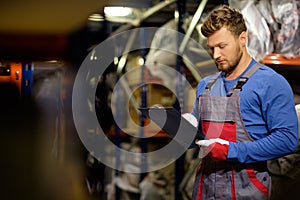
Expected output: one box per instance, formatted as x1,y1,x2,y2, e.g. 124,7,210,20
192,59,299,163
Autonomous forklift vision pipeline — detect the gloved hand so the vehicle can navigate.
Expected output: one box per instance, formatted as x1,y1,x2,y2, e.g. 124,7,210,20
182,113,198,127
196,138,229,161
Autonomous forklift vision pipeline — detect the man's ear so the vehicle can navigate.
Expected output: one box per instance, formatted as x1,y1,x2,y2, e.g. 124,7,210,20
239,31,247,47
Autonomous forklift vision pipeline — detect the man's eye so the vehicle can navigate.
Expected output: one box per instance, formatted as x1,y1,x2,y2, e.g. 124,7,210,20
219,44,226,49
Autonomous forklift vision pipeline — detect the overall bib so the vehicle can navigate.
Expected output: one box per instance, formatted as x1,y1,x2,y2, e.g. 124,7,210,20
192,63,271,200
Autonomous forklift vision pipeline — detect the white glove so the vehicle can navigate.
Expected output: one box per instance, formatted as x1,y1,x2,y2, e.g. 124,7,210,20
196,138,229,147
197,138,229,160
182,113,198,127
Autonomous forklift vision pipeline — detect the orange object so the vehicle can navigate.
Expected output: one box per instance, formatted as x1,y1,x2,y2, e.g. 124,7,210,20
9,63,23,94
0,63,22,95
262,53,300,66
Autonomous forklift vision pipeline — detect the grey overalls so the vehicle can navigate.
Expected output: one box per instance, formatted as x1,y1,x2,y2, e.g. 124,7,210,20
192,63,271,200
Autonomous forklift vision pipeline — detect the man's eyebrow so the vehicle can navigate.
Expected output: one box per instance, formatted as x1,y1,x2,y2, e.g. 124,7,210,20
207,42,226,48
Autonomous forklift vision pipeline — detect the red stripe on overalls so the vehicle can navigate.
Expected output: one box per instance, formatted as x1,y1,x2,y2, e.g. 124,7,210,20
231,169,237,200
197,161,205,200
246,167,269,196
197,173,204,200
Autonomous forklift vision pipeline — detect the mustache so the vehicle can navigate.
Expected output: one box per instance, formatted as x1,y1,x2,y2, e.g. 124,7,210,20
215,58,225,63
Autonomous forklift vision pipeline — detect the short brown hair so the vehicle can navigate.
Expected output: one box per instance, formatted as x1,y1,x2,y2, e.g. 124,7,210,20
201,5,247,38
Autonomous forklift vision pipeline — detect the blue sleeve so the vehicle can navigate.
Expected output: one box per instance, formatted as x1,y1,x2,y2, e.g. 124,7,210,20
227,72,299,163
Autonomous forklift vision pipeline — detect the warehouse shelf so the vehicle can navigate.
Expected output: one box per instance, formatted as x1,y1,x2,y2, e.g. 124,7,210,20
262,53,300,66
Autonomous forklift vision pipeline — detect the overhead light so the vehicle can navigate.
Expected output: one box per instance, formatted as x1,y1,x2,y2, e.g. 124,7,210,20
88,13,105,22
104,7,133,17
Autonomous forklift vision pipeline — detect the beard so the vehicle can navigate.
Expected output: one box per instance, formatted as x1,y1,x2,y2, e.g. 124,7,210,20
216,45,243,74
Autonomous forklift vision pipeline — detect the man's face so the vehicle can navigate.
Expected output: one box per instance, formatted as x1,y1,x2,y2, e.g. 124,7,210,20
206,27,243,73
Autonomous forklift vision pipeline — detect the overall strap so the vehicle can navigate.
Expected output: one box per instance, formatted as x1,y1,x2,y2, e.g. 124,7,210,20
202,71,222,96
227,62,262,97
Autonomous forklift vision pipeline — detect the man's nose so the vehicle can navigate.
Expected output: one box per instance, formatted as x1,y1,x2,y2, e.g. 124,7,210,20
213,48,220,60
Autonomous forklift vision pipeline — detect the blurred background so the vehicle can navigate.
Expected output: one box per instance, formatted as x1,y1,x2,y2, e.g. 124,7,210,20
0,0,300,200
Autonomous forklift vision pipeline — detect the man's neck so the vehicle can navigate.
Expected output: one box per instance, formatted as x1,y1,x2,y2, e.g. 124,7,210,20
225,53,252,80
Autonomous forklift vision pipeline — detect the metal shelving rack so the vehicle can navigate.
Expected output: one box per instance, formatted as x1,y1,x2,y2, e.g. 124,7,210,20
107,0,222,199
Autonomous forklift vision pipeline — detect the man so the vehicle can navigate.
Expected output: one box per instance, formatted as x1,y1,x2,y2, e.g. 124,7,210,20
191,5,299,200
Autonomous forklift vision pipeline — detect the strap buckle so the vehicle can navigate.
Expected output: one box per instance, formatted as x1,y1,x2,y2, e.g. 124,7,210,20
235,77,248,90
